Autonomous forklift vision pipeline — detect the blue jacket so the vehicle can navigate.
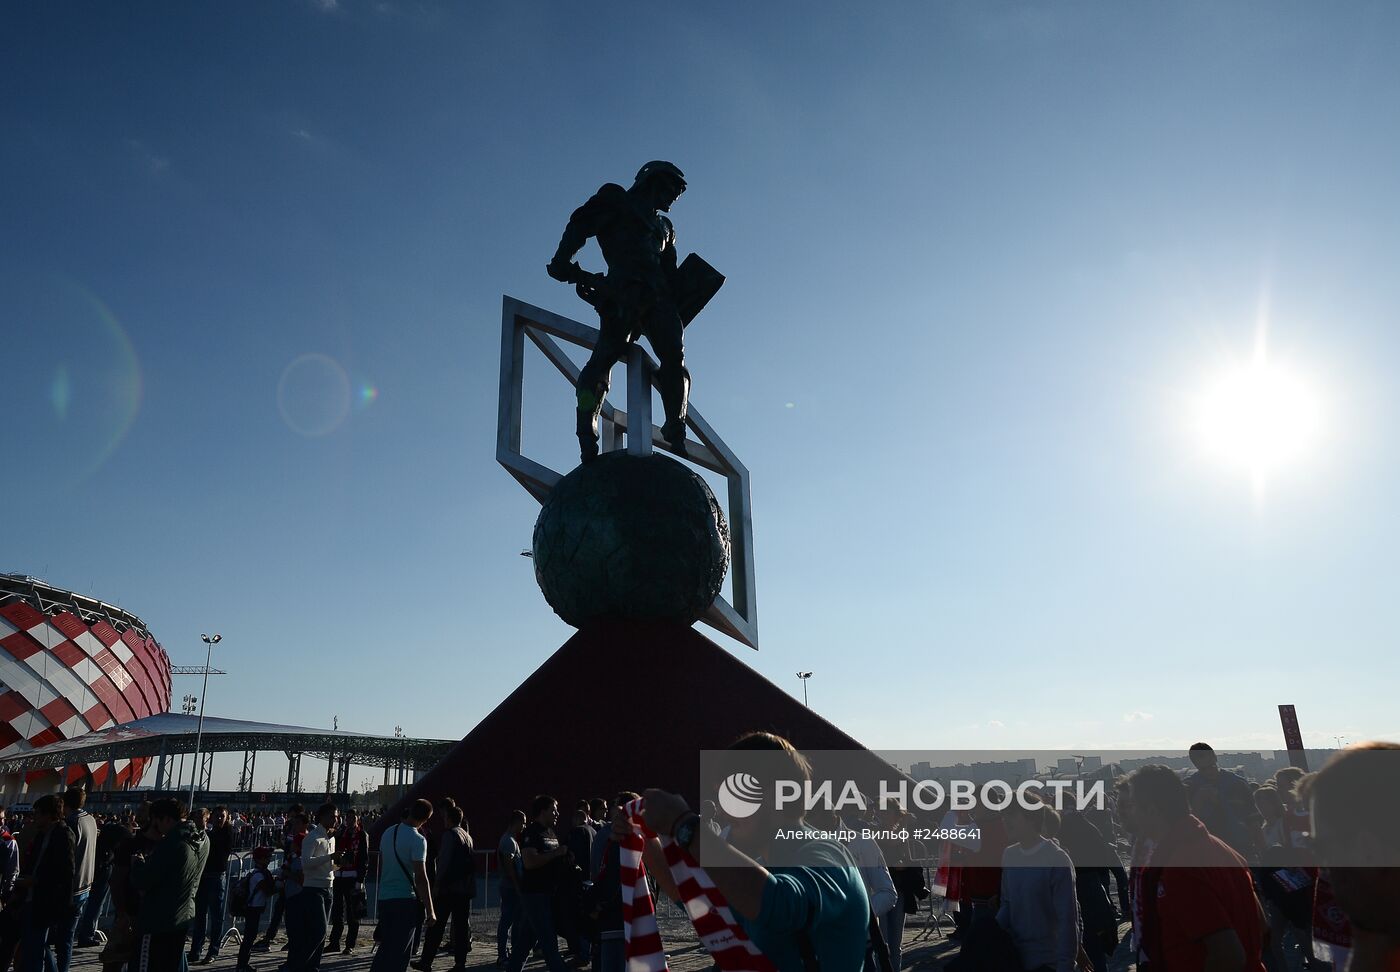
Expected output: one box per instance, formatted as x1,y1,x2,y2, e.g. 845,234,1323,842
738,832,870,972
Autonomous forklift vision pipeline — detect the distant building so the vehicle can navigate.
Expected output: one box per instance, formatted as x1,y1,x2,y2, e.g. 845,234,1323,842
0,574,172,794
1055,756,1102,775
910,758,1039,785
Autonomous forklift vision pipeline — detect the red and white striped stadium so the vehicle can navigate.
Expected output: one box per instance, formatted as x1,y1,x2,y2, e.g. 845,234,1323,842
0,574,172,790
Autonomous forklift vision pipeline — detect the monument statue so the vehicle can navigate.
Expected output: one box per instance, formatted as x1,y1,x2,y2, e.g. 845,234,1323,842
547,160,725,464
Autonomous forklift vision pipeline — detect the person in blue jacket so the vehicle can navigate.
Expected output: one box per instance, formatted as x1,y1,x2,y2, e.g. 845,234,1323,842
643,732,870,971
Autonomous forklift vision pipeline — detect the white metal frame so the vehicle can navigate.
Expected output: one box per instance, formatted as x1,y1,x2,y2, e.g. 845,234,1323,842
496,296,758,649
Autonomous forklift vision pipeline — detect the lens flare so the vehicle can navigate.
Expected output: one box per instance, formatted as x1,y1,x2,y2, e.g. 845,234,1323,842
50,365,72,420
356,384,379,409
277,353,352,437
0,277,144,485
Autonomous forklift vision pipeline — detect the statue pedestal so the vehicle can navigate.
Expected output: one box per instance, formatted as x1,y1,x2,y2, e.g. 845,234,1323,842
386,620,868,831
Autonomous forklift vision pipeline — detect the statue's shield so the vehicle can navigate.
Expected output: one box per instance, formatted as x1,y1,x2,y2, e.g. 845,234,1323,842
675,253,726,327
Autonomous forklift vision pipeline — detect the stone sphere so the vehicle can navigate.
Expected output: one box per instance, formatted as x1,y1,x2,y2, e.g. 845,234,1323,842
532,452,730,628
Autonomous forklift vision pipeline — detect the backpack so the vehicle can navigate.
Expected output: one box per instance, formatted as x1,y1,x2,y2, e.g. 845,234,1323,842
228,871,255,919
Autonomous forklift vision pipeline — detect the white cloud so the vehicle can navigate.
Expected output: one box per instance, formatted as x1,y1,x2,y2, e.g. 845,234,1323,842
1123,711,1154,723
987,719,1005,730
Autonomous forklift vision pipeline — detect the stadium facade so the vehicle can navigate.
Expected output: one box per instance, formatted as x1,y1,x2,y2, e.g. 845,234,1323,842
0,574,172,790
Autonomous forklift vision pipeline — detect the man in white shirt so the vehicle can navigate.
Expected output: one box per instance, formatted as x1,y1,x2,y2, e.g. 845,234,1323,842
286,803,338,972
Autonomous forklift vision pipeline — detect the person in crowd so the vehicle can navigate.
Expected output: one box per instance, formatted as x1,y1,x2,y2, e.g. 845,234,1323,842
414,805,474,972
130,798,209,972
286,803,337,972
1272,766,1304,796
1271,768,1313,853
995,799,1083,972
99,804,158,972
56,786,97,972
874,800,922,971
78,813,130,947
188,806,233,965
326,807,369,956
495,811,525,969
1253,786,1286,851
830,806,896,972
641,731,872,972
586,800,608,833
956,799,1009,928
16,794,76,972
257,806,306,950
1,808,19,901
503,796,573,972
1129,764,1266,972
561,804,595,964
1186,743,1256,857
585,792,639,972
946,805,1014,972
234,847,275,972
414,799,455,960
1111,775,1152,967
426,800,455,888
1054,804,1124,972
1304,741,1400,972
566,805,595,874
372,800,436,972
0,807,20,972
1248,784,1310,971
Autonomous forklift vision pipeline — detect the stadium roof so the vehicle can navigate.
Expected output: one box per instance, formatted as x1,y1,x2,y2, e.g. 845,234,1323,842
0,573,157,642
0,712,453,774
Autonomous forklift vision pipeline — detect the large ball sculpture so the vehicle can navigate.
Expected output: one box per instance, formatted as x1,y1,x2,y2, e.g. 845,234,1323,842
532,451,730,627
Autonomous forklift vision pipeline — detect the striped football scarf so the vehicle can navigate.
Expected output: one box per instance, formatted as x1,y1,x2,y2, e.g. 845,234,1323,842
620,797,775,972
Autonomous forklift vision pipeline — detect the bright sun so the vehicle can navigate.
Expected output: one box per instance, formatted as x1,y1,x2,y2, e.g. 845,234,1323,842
1191,336,1322,488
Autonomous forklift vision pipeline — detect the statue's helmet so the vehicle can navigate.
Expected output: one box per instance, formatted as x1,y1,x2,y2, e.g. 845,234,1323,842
634,160,686,193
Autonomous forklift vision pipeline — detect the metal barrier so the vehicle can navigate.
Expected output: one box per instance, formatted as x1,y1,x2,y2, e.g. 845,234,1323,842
94,846,504,939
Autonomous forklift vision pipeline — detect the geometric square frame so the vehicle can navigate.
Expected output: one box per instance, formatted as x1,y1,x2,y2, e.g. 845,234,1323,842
496,295,758,648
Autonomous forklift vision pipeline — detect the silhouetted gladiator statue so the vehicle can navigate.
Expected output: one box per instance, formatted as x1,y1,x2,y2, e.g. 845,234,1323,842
547,161,724,464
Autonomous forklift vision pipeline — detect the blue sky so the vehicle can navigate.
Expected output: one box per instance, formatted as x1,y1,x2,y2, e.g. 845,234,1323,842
4,1,1398,788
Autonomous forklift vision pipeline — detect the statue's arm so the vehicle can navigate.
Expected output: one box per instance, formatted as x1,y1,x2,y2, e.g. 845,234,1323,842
547,184,622,284
661,215,678,277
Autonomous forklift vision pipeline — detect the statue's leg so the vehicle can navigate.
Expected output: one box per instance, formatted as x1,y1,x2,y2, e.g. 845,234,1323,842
575,321,627,463
650,306,689,451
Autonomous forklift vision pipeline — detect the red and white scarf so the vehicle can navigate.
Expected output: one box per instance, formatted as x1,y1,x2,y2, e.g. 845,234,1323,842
620,798,774,972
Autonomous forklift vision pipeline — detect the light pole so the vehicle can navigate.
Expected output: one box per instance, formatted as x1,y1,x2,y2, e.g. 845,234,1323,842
187,633,221,808
796,671,813,707
179,694,197,791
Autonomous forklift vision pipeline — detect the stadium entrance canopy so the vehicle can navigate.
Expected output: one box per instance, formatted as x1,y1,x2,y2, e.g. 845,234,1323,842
0,712,453,800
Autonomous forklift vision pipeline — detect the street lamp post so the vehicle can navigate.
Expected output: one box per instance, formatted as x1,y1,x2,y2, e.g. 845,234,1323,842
796,671,813,707
187,633,221,808
178,694,197,791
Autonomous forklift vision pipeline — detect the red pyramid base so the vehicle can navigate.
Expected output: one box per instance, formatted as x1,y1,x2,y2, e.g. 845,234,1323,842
385,621,871,835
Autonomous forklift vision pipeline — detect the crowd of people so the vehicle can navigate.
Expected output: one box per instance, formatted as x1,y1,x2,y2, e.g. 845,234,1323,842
462,734,1399,972
0,736,1393,972
0,794,389,972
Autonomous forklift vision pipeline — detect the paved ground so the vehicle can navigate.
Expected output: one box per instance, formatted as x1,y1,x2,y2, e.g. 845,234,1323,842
65,906,1140,971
